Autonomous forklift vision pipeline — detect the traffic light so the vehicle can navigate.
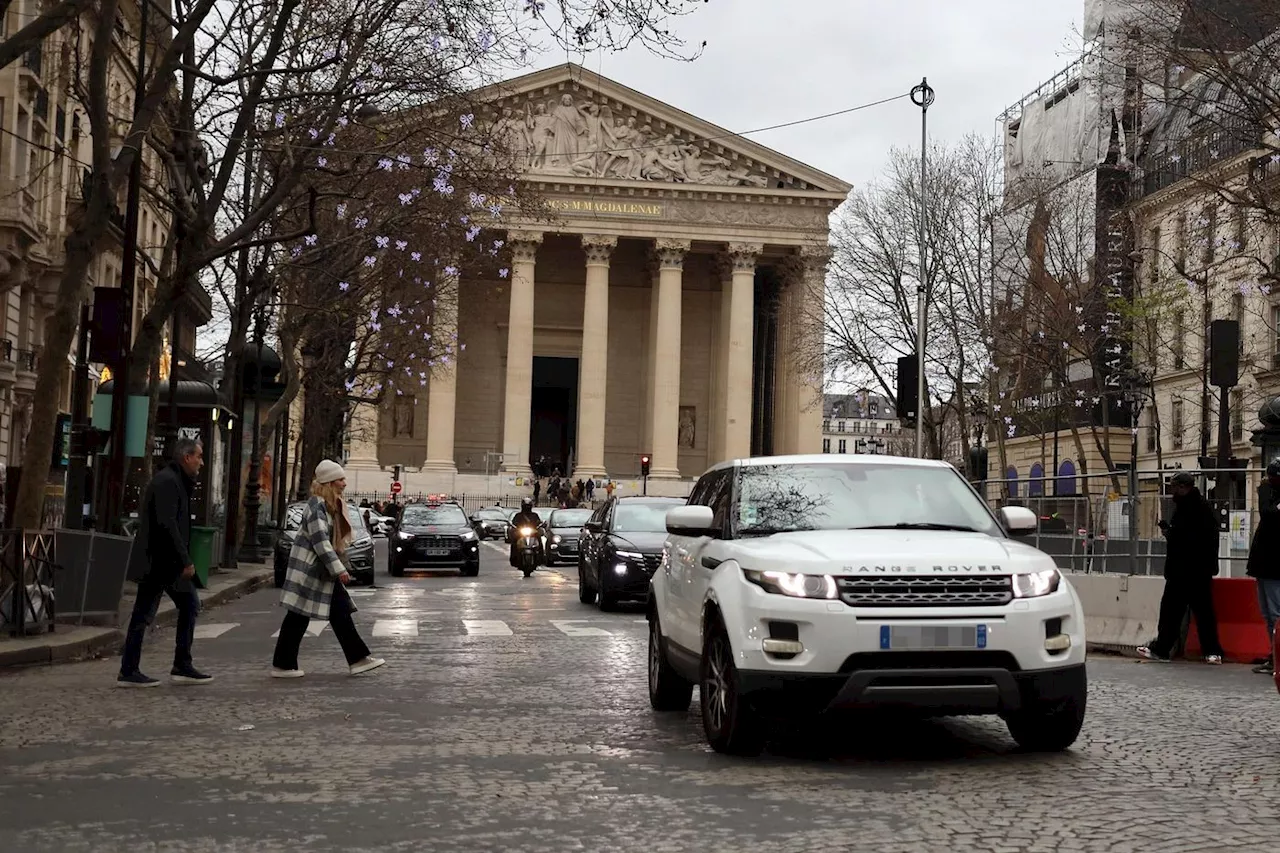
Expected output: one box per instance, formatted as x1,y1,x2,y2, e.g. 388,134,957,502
640,454,651,477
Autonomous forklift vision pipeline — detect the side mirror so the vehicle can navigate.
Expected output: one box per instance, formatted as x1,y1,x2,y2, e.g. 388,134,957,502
667,505,717,537
1000,506,1038,536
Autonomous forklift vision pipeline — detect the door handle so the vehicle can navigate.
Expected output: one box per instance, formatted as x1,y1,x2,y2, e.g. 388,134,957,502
701,556,722,570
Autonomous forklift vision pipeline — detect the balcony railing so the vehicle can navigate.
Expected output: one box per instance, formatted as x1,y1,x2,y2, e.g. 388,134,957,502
21,45,41,76
16,349,38,372
0,340,12,362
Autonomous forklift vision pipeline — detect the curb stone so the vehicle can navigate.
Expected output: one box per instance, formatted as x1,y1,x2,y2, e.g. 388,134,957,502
0,566,272,671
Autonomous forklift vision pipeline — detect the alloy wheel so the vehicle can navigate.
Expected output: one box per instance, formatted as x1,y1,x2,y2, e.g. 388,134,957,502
704,634,731,734
648,623,661,695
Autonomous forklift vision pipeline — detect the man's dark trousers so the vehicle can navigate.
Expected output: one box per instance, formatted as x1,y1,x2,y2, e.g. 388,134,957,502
1149,574,1224,659
120,574,199,675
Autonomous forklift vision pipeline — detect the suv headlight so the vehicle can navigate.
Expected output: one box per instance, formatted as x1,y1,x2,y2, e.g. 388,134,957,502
743,569,837,600
460,530,476,541
616,549,645,560
1012,568,1061,598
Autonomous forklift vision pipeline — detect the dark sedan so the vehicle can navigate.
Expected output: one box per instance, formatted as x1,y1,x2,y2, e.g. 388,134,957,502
472,506,513,540
578,496,684,610
389,501,481,577
274,502,376,588
541,508,594,566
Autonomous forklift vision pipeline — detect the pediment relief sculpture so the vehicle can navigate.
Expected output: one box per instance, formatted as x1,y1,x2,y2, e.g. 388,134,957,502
489,92,773,188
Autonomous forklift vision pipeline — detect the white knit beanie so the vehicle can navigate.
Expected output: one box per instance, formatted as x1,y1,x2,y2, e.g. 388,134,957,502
315,460,347,484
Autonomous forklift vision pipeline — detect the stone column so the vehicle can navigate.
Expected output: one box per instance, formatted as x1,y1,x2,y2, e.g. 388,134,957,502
647,239,689,479
576,235,615,479
500,230,542,475
720,243,760,462
422,266,460,473
777,247,830,455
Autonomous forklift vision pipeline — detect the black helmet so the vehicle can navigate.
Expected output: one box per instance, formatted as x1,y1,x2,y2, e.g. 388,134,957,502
521,497,533,509
1267,460,1280,478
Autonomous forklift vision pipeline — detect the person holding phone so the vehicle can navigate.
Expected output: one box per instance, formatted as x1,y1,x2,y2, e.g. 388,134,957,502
271,460,384,678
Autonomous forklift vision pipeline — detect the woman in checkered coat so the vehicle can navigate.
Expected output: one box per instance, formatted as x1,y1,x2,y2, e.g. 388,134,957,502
271,460,386,678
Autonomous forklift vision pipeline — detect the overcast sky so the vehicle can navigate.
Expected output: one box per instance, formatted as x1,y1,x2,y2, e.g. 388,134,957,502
531,0,1088,190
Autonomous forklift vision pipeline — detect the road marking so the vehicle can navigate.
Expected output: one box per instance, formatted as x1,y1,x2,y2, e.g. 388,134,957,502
463,619,513,636
550,620,611,637
372,619,419,637
271,622,329,638
194,622,239,639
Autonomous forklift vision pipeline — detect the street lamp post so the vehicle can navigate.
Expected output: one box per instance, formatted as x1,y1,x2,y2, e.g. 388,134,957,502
910,77,935,459
241,299,269,562
1123,371,1148,574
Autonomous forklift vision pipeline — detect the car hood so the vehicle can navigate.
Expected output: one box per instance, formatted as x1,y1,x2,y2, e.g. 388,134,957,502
610,531,667,553
725,529,1055,574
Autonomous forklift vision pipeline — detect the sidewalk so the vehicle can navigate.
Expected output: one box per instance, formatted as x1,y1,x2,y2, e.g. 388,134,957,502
0,562,272,670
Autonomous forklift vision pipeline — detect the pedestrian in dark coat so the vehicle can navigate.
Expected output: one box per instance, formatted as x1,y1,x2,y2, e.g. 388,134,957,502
118,438,210,687
271,460,384,678
1139,472,1225,664
1247,460,1280,673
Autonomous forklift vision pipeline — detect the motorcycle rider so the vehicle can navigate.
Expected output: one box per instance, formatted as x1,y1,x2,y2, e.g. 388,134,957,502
509,497,542,567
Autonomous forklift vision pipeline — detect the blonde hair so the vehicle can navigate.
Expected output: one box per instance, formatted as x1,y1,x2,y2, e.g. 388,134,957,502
310,479,352,554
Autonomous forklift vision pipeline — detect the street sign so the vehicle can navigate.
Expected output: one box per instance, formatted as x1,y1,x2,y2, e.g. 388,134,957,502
390,481,402,495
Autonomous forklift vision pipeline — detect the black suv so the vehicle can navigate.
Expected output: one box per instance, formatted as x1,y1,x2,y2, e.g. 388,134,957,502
389,501,481,577
578,496,684,609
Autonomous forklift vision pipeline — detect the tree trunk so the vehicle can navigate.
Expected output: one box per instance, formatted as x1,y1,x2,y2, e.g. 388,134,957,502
297,331,353,497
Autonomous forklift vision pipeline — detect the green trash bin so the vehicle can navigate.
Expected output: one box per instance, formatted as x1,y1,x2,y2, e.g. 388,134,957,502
189,526,217,589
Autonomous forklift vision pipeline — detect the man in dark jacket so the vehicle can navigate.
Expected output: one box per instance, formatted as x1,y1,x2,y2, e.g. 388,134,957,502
118,438,211,687
1247,460,1280,673
1139,472,1225,664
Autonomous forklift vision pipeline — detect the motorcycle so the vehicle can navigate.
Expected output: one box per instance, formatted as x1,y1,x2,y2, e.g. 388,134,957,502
514,525,541,577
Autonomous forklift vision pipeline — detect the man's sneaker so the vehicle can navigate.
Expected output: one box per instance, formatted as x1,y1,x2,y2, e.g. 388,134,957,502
349,657,386,676
271,667,305,678
117,672,160,688
1136,646,1170,662
1205,655,1224,665
171,667,214,684
1253,660,1274,674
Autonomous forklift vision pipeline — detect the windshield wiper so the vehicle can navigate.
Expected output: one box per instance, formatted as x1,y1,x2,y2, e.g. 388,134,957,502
853,523,979,532
738,527,802,537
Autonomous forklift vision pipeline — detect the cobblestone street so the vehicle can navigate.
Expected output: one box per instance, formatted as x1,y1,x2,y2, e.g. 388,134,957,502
2,546,1278,852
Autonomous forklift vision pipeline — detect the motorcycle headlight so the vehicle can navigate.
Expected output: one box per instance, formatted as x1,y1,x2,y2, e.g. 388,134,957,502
1012,568,1061,598
743,569,838,600
519,526,535,537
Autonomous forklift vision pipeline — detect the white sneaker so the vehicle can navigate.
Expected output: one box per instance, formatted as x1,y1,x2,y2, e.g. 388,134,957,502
1205,655,1223,665
271,667,305,678
349,657,386,675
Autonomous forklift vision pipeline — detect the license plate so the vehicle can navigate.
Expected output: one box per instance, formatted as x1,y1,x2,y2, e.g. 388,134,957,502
421,547,451,556
879,624,987,650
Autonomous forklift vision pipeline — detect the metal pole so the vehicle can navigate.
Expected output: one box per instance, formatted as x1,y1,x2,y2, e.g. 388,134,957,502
165,301,180,455
65,303,90,530
911,78,934,459
241,305,267,562
1129,397,1140,574
103,0,148,534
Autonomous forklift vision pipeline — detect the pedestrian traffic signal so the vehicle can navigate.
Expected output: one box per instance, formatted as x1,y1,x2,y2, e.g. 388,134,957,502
640,454,651,477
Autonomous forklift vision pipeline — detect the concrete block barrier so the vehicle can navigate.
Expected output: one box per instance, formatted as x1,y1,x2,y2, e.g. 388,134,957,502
1065,572,1164,655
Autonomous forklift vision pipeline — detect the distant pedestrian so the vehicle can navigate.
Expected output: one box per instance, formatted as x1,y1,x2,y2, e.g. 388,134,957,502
118,438,211,688
585,478,595,501
1247,460,1280,674
1139,472,1225,664
533,478,542,504
271,460,385,679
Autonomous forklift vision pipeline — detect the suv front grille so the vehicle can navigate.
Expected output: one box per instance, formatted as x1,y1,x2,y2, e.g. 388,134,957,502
642,553,662,572
837,575,1013,608
413,535,461,550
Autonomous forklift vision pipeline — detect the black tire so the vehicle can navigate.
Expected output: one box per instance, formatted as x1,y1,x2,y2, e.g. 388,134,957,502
1005,689,1087,752
389,560,404,578
522,566,535,578
700,619,765,756
460,562,480,578
578,563,597,604
648,615,693,711
598,585,618,611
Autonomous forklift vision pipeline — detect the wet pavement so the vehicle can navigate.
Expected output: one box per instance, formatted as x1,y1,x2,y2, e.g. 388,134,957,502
1,541,1278,852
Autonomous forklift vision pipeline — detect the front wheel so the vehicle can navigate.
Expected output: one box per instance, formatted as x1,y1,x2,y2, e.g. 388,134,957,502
700,620,765,756
578,562,597,604
460,562,480,578
649,616,693,711
1005,689,1087,752
389,560,404,578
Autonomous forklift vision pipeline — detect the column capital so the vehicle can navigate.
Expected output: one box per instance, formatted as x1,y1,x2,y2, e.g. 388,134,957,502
651,238,690,271
722,242,762,274
508,229,543,262
581,234,617,265
780,244,832,285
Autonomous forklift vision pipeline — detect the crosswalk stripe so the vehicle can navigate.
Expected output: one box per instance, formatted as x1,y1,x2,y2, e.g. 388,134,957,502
372,619,419,637
463,619,513,636
270,622,329,638
194,622,239,639
550,620,611,637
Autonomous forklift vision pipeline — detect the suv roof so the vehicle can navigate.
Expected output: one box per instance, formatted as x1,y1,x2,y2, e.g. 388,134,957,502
704,453,956,475
612,495,686,503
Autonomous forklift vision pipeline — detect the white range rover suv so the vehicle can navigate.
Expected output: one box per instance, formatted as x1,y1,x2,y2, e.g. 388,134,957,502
646,454,1087,756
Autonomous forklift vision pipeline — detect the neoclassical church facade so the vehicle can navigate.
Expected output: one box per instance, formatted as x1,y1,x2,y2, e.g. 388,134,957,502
342,64,850,497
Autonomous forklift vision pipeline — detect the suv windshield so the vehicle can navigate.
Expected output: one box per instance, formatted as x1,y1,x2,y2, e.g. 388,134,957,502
475,508,508,520
613,500,683,533
400,505,468,527
549,509,592,528
733,463,999,537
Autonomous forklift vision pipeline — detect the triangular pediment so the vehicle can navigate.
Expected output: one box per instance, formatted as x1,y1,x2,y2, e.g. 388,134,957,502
472,64,851,195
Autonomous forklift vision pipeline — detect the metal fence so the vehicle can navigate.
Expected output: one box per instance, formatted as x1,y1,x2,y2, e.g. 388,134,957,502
345,493,607,515
975,466,1265,576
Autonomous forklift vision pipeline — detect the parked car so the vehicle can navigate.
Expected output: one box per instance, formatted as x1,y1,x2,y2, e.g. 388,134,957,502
389,500,481,577
473,506,513,540
274,502,376,588
647,454,1087,756
541,508,594,566
578,496,686,610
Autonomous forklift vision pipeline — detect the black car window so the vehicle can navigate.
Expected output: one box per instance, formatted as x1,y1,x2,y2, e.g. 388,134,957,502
612,500,683,533
550,509,593,528
687,475,711,508
400,505,469,526
475,508,507,520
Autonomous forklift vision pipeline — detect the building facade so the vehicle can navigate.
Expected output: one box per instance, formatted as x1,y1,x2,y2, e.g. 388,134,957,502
341,65,849,498
820,391,907,456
